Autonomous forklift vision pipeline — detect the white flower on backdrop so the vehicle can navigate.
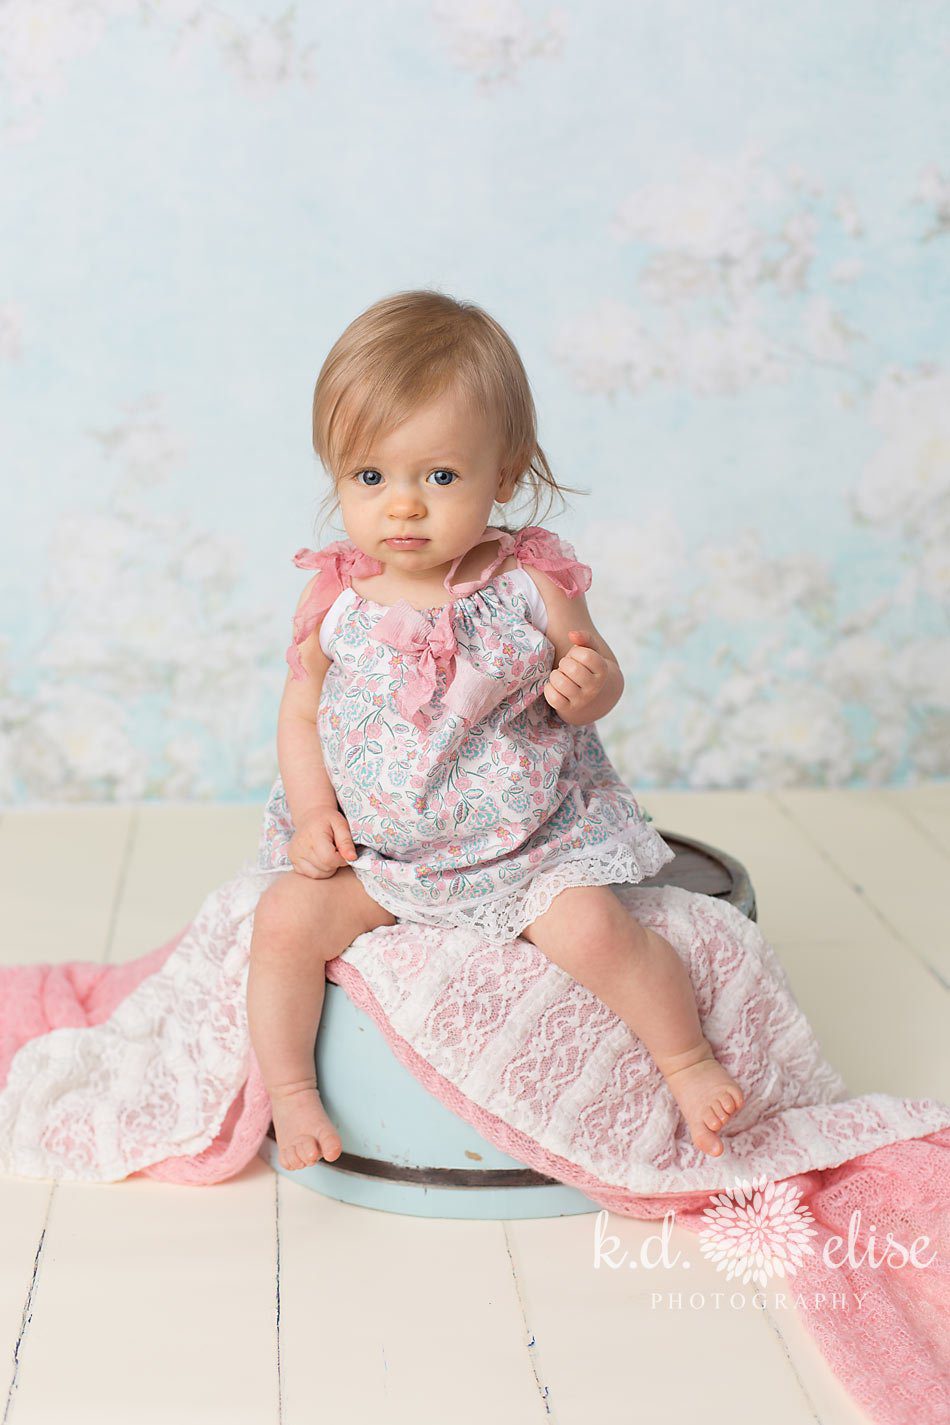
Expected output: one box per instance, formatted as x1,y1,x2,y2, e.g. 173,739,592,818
3,397,281,801
556,148,950,400
586,362,950,789
4,355,948,801
2,6,948,799
853,368,950,606
431,0,568,90
0,0,317,140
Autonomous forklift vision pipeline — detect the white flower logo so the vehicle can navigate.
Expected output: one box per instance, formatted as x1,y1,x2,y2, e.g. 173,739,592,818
698,1175,818,1290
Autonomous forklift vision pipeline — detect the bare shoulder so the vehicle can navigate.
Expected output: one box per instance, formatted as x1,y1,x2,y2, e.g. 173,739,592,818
281,575,333,714
518,564,619,667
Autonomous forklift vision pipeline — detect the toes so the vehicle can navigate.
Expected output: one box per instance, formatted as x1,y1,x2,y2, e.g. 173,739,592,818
290,1132,343,1167
720,1088,744,1116
692,1123,723,1157
320,1134,342,1162
702,1107,723,1130
275,1123,343,1172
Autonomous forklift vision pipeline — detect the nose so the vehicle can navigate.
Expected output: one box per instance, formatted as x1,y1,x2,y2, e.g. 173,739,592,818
387,489,426,518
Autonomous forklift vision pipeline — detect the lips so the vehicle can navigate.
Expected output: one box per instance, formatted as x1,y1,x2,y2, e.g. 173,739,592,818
386,537,429,546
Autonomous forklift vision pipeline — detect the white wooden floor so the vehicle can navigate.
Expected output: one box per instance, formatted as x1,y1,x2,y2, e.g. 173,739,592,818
1,786,948,1425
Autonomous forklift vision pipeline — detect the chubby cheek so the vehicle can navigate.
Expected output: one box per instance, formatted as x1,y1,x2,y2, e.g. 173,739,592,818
335,494,372,541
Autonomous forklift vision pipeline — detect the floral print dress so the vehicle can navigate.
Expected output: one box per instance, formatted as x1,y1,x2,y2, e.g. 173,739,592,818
257,523,675,945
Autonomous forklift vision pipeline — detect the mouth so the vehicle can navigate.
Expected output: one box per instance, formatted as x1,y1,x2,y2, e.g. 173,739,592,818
385,537,429,547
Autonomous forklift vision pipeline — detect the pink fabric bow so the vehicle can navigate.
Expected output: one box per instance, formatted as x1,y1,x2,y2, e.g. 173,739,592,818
368,603,502,731
283,523,593,715
285,541,384,680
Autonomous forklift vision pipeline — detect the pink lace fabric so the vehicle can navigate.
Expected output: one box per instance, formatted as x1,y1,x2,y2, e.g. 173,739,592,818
0,869,947,1423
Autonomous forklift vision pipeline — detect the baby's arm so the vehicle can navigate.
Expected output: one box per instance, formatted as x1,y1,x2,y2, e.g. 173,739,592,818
522,567,625,726
277,576,339,825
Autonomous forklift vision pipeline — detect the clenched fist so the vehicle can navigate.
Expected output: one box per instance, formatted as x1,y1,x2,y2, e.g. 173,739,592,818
288,807,360,878
543,630,611,721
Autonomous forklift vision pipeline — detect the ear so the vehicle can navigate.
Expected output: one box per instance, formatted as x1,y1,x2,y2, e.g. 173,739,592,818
496,466,516,503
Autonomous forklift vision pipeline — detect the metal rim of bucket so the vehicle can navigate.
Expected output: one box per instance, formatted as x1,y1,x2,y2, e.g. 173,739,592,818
650,828,757,922
264,1129,565,1188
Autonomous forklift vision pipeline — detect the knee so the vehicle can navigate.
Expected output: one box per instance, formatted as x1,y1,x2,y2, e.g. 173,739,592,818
584,899,643,965
530,887,640,968
251,872,323,945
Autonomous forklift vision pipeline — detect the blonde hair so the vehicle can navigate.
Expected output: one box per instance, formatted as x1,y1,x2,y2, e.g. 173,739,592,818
310,289,586,540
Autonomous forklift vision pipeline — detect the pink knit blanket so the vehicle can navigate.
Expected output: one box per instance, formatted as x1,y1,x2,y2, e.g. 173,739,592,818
0,864,947,1423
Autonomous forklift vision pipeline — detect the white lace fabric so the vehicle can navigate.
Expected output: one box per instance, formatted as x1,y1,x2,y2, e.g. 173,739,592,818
2,865,947,1195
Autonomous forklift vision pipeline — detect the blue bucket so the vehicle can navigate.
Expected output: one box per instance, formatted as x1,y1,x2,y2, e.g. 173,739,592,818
258,979,601,1219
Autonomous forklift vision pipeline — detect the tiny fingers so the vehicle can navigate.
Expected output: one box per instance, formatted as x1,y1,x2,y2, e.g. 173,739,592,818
316,833,345,869
563,649,608,690
549,667,583,696
292,857,321,878
291,832,337,878
330,814,359,862
560,656,600,689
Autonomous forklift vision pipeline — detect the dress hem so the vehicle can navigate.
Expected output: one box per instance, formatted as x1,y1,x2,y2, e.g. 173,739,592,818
347,830,677,945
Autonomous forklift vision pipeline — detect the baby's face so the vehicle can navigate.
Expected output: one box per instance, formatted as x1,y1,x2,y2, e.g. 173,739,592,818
335,386,513,578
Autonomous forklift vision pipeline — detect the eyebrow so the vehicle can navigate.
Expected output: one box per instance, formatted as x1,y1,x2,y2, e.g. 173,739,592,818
357,453,468,466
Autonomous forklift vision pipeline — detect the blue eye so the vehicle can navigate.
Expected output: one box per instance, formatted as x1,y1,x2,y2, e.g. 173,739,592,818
352,468,458,487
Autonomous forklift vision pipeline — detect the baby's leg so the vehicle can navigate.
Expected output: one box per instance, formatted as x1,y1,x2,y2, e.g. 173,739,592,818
521,886,744,1157
247,867,395,1171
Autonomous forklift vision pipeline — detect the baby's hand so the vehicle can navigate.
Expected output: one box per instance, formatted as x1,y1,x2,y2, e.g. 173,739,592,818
543,630,610,720
288,807,360,878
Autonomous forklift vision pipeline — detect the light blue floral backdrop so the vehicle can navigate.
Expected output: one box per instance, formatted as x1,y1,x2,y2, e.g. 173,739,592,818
2,1,948,802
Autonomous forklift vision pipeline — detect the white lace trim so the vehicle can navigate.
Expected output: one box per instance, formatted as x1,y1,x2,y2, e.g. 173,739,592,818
349,823,677,944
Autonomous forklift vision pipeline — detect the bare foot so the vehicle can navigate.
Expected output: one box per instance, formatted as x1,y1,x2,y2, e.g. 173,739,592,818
657,1041,745,1157
269,1080,343,1171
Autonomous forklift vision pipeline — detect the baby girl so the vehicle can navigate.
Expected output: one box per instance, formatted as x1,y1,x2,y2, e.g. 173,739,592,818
248,288,745,1172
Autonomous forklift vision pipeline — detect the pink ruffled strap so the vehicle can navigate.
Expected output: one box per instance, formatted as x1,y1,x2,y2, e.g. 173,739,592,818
285,540,384,680
442,527,516,598
442,524,592,601
510,525,592,598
